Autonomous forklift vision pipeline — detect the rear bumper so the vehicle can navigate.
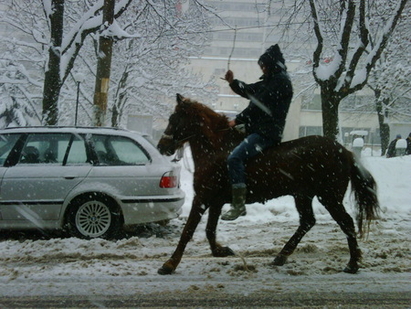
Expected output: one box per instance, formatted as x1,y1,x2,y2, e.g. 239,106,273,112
120,192,185,225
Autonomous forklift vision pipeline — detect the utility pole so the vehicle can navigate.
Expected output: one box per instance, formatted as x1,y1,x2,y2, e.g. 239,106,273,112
93,0,115,126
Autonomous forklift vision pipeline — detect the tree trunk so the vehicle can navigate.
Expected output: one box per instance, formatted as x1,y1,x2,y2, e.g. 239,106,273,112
375,94,390,156
93,0,115,126
320,87,341,139
111,104,119,127
111,67,129,127
42,0,64,125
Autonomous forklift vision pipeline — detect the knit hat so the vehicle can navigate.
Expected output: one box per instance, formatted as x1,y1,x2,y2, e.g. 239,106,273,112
258,44,286,71
396,134,402,139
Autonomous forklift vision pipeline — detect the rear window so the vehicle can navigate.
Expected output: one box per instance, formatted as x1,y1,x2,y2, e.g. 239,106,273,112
90,134,150,165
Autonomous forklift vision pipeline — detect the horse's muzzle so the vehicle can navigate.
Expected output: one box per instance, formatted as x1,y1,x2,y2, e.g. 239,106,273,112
157,137,176,156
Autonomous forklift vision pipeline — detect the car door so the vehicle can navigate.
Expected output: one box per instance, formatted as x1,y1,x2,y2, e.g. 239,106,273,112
85,134,161,197
0,132,92,225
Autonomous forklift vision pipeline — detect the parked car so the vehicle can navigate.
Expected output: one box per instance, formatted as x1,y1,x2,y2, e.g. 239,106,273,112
0,127,185,239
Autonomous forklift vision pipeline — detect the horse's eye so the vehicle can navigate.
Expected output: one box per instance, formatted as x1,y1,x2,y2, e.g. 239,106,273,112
169,114,180,127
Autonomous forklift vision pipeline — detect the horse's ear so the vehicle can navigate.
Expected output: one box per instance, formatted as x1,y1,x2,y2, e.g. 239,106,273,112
176,93,184,105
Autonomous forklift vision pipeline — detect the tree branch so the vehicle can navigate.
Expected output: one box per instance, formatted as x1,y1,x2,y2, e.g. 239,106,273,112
349,0,408,92
336,0,356,79
344,0,369,88
60,0,133,83
309,0,323,82
365,0,408,75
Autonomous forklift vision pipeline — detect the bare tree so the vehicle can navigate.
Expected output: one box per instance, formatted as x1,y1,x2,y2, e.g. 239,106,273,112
42,0,64,125
269,0,408,140
308,0,408,139
107,0,218,127
0,0,217,128
93,0,115,126
367,3,411,154
41,0,132,125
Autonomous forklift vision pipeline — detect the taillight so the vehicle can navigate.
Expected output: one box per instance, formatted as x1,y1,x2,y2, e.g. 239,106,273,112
160,172,178,188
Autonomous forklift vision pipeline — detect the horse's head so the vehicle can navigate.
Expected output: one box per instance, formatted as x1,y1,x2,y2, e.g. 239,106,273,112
157,93,230,156
157,94,199,156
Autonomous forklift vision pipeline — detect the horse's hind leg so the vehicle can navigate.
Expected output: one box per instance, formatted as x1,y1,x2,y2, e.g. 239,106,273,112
271,195,316,266
320,197,361,274
206,203,235,257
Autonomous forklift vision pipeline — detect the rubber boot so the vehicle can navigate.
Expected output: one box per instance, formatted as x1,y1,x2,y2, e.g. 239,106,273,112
221,186,247,221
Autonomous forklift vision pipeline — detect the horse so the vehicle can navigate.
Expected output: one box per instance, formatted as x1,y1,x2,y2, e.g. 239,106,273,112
157,93,380,275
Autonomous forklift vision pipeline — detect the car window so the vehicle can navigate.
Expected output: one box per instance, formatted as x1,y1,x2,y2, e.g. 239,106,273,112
16,133,87,165
18,133,69,164
91,134,150,165
0,134,21,166
66,135,88,165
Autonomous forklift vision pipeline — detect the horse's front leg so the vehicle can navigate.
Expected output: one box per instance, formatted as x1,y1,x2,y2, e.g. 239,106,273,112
206,203,235,257
158,196,205,275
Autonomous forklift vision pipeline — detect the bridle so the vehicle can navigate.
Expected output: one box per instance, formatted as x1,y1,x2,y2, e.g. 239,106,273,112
159,132,196,162
160,133,196,145
161,125,233,147
160,114,234,162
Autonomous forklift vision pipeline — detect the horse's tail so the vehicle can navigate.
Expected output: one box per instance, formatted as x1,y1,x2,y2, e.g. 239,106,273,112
349,154,380,237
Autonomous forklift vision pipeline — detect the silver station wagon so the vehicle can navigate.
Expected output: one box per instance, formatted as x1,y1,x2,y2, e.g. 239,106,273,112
0,127,185,239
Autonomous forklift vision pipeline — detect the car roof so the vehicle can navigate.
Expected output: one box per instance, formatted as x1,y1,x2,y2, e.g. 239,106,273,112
0,126,147,137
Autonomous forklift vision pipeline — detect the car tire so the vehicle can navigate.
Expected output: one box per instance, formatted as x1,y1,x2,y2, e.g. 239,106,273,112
66,194,123,239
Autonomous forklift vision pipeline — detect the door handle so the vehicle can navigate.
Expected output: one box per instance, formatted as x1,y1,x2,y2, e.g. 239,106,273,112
64,175,77,179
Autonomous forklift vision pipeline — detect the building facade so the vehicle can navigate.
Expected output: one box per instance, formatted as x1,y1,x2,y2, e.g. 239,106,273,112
187,0,409,152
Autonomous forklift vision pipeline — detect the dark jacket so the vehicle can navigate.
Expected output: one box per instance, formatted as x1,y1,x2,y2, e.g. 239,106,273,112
229,70,293,142
406,137,411,155
386,138,399,158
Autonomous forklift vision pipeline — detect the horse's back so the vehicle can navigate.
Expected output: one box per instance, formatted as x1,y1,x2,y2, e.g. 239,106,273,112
264,135,351,164
280,135,342,150
247,135,353,200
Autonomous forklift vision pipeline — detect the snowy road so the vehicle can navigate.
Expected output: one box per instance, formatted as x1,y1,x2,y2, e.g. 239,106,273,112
0,254,410,308
0,156,410,308
0,215,410,308
1,291,410,308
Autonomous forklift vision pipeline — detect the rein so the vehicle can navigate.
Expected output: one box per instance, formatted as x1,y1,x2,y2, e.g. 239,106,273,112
160,133,197,145
162,127,233,162
160,133,196,163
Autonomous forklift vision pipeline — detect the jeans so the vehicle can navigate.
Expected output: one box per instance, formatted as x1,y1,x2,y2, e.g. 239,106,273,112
227,133,278,186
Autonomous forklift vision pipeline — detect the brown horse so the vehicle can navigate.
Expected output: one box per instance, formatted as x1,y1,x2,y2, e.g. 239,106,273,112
157,94,379,275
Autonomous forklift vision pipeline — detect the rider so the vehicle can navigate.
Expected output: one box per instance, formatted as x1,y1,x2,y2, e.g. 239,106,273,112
222,44,293,221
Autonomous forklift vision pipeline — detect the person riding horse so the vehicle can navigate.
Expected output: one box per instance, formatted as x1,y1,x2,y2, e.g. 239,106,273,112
157,95,379,275
222,44,293,221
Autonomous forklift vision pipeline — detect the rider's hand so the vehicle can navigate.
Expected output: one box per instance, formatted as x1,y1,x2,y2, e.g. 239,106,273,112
225,70,234,83
228,120,236,127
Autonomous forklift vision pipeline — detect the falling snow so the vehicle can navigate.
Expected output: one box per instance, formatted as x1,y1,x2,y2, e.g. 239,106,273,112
0,151,410,299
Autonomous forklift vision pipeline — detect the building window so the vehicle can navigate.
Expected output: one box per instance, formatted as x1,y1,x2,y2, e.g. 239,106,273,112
299,126,323,137
340,95,374,112
301,94,322,111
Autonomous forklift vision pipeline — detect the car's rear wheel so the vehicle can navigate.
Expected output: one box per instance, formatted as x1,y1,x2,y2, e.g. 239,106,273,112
66,195,123,239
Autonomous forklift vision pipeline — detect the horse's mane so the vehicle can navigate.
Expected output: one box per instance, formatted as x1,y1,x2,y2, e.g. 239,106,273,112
177,97,231,148
178,97,230,131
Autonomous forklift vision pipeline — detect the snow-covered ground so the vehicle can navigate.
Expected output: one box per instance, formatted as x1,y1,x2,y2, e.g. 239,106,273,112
0,151,410,301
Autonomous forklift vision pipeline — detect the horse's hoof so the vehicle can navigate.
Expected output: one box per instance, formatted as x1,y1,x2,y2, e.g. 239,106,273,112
158,265,174,275
343,265,359,274
270,255,287,266
213,246,235,257
224,247,236,256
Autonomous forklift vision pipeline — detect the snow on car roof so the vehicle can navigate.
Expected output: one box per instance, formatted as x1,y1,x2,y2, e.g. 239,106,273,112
0,126,141,136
